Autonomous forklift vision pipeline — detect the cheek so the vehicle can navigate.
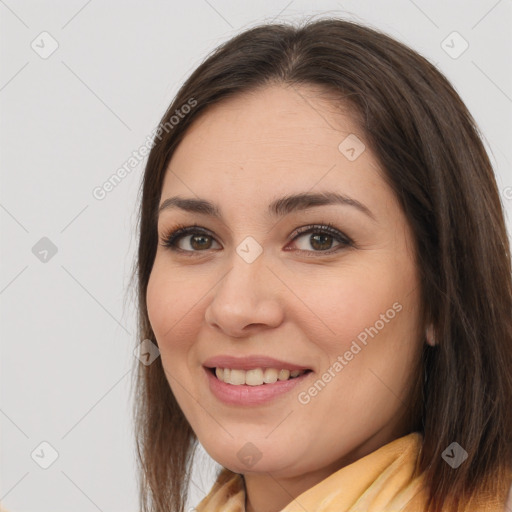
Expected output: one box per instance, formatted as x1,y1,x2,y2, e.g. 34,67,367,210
146,261,205,351
292,276,420,435
289,264,413,351
146,263,204,413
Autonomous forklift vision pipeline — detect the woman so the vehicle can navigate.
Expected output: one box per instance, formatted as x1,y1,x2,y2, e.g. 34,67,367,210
132,18,512,512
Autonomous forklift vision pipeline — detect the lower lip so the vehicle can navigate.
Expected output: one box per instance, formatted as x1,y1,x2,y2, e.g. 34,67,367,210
204,367,311,406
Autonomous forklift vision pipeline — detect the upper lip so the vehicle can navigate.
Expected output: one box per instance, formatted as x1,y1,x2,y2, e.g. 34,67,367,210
203,355,312,371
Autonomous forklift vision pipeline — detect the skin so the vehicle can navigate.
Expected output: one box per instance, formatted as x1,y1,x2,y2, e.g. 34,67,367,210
146,84,428,512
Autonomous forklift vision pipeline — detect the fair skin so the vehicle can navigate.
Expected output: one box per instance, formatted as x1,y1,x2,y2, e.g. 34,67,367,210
146,84,426,512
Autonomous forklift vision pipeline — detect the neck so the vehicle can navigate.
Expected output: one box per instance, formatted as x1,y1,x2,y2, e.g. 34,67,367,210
243,425,408,512
243,465,336,512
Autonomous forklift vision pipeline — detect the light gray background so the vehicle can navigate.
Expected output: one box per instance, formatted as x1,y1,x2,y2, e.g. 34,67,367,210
1,1,511,511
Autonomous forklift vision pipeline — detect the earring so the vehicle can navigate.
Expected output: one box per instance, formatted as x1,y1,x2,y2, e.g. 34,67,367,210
426,325,436,346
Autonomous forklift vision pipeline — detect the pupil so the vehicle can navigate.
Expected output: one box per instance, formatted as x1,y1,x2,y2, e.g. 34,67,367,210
191,235,211,250
311,234,332,251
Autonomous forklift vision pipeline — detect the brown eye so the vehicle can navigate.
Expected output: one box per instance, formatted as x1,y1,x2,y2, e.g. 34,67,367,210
289,224,352,254
160,223,353,256
161,225,221,253
180,233,216,251
298,232,336,251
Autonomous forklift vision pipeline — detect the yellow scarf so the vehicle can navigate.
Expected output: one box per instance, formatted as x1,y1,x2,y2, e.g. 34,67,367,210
195,432,508,511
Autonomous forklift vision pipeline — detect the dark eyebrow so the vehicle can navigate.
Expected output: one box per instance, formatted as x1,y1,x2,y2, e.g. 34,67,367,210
158,192,376,221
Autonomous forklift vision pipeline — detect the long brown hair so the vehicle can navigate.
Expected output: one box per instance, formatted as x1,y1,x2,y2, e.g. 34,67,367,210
130,17,512,511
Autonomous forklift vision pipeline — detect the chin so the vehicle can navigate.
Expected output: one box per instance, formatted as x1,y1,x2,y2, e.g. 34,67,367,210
221,456,294,476
204,439,305,476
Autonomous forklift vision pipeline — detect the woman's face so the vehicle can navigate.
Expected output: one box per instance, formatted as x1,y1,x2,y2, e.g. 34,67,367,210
146,84,424,478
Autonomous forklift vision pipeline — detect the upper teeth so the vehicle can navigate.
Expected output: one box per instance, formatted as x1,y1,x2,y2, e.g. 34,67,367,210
215,367,306,386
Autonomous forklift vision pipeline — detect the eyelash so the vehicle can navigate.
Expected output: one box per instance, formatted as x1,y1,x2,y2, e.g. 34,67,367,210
159,222,354,257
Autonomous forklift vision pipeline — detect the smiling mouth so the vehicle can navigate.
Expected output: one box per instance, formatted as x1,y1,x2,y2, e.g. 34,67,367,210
207,366,313,386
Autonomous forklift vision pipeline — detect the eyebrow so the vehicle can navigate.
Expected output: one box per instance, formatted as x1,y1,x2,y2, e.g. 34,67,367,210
158,192,377,221
157,191,376,221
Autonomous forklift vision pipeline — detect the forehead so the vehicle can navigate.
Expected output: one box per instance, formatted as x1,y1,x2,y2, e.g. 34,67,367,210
160,85,391,216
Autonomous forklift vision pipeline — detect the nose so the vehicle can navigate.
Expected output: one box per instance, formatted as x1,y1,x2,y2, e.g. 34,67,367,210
204,253,285,338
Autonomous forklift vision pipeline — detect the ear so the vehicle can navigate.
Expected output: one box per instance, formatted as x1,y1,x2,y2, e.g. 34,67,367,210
426,324,436,346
